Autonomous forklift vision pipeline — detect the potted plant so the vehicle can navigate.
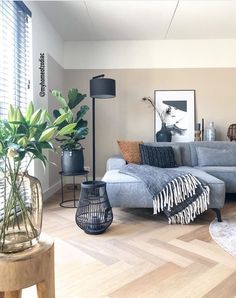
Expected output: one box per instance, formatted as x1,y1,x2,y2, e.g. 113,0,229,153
0,102,75,253
51,88,89,174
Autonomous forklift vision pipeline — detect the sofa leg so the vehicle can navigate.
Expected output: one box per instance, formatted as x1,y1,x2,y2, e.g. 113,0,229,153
211,208,222,222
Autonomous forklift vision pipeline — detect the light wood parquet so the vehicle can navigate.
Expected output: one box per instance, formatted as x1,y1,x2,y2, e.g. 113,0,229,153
23,188,236,298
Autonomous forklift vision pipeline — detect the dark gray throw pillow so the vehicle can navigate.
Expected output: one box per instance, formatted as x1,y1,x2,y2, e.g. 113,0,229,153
139,145,177,168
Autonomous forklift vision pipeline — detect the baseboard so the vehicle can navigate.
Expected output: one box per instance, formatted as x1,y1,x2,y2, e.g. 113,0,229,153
43,176,104,201
43,180,61,201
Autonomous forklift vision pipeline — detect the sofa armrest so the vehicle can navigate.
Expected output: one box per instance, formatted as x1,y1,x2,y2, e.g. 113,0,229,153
106,155,126,171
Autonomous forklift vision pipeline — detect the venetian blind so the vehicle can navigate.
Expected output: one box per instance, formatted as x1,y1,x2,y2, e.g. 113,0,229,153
0,1,32,118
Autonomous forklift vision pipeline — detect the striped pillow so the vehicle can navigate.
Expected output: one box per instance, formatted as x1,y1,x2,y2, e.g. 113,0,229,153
139,145,177,168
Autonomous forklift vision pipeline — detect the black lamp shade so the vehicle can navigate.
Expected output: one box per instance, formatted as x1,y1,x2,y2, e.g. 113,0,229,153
90,78,116,99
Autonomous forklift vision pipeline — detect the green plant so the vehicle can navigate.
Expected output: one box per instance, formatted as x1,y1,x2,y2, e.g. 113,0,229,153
51,88,89,150
0,102,75,250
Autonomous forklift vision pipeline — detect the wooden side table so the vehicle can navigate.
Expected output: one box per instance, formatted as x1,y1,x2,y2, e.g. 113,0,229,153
0,234,55,298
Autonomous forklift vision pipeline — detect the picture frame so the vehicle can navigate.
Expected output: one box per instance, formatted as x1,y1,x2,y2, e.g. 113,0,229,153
154,90,195,142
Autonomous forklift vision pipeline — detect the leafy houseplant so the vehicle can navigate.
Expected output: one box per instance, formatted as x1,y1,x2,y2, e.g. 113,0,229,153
0,102,75,253
51,88,89,173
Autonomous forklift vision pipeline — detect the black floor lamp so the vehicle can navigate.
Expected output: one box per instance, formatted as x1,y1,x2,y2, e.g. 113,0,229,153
89,74,116,181
75,74,116,234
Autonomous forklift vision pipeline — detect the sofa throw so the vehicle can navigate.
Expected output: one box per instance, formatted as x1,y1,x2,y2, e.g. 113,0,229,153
120,164,210,224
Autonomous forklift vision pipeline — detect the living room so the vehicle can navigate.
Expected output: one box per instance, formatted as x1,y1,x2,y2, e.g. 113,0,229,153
1,0,236,297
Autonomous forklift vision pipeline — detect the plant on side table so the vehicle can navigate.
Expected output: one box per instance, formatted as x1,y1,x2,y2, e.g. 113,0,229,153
51,88,89,174
0,102,75,253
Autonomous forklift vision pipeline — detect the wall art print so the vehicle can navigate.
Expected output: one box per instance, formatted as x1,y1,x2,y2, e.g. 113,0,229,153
154,90,195,142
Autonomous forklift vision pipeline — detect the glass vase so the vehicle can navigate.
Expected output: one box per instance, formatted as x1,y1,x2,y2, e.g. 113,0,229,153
0,171,43,253
156,122,172,142
204,122,216,141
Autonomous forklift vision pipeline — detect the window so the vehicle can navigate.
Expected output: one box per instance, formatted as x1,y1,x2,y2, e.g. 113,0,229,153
0,1,32,118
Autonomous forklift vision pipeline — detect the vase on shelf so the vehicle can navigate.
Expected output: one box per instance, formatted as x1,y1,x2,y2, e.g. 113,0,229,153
156,123,172,142
204,122,216,141
0,171,43,253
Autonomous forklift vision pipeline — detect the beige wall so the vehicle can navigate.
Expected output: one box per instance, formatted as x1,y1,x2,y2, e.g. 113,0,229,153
48,55,64,189
64,40,236,69
27,2,64,195
64,68,236,178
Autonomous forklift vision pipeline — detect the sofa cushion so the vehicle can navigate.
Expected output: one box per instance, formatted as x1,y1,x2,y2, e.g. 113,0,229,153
195,166,236,193
145,142,192,166
102,167,225,209
190,141,236,166
117,140,143,164
140,145,177,168
103,169,153,208
196,146,236,166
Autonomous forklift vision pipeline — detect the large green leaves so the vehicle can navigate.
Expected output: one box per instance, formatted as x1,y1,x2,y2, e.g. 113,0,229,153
8,104,15,122
53,109,61,119
53,112,70,126
0,100,59,170
74,127,89,140
57,123,77,136
51,90,67,108
76,105,89,122
25,101,34,122
51,88,89,150
30,109,42,126
38,127,57,142
68,88,86,109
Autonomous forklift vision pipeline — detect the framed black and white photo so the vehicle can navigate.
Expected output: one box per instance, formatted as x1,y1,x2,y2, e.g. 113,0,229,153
154,90,195,142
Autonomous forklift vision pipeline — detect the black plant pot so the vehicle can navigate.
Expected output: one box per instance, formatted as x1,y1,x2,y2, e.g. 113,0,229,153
61,149,84,174
156,123,172,142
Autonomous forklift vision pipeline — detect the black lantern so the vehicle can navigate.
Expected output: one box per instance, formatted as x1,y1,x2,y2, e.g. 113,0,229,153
75,181,113,234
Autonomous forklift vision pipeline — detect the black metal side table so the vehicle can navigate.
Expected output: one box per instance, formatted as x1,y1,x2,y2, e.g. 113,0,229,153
59,171,89,208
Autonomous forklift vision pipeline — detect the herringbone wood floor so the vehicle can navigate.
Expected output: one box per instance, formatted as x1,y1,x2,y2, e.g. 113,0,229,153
23,188,236,298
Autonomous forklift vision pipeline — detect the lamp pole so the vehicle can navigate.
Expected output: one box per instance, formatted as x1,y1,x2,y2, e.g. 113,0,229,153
92,97,96,181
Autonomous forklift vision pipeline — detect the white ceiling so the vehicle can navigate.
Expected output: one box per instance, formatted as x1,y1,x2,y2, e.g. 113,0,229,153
36,1,236,41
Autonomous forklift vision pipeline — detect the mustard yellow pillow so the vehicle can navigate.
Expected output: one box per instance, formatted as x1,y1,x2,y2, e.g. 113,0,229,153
117,140,144,164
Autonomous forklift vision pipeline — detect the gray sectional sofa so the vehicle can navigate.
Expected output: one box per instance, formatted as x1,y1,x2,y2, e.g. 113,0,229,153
102,141,236,222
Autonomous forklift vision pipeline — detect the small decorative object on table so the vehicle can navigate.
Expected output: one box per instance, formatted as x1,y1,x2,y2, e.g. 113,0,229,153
155,122,172,142
204,122,216,141
195,122,201,141
75,181,113,234
201,118,205,141
227,124,236,141
0,102,75,253
142,96,173,142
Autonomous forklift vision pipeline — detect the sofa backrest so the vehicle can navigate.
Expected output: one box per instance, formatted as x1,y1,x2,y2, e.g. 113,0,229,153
144,142,193,166
145,141,236,167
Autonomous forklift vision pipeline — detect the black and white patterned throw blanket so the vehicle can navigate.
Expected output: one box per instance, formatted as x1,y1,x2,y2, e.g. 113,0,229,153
120,164,210,224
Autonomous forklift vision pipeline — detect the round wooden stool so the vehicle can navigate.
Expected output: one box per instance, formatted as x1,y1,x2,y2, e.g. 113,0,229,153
0,234,55,298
